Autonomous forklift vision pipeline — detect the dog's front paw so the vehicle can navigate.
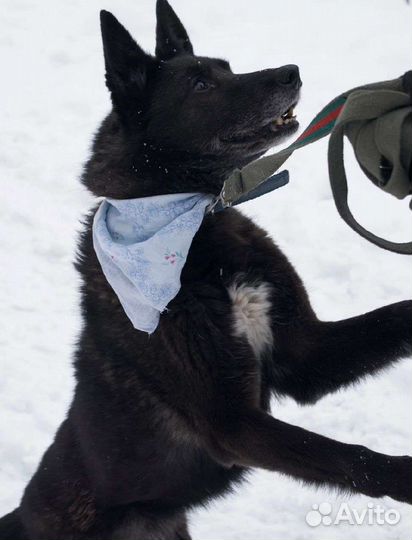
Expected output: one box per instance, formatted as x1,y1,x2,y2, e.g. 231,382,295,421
384,455,412,504
362,454,412,504
347,448,412,504
398,301,412,358
384,300,412,357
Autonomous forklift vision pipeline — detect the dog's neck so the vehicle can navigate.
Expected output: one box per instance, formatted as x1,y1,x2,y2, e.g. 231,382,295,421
82,112,238,200
140,145,239,194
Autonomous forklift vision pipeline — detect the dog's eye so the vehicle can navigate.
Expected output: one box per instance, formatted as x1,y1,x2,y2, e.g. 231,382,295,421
193,79,214,92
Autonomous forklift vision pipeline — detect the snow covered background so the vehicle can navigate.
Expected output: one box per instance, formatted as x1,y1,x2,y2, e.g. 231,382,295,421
1,0,411,538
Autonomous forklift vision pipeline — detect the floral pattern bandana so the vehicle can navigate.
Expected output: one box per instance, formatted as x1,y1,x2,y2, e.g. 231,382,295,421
93,193,214,334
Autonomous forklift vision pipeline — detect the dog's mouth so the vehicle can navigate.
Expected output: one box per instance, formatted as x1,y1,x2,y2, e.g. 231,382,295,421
221,101,299,150
268,104,297,131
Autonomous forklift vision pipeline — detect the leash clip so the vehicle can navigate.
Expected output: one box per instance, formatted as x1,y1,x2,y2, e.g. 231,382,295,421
206,188,231,214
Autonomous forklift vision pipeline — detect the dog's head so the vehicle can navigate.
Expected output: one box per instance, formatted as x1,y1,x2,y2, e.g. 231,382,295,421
83,0,301,198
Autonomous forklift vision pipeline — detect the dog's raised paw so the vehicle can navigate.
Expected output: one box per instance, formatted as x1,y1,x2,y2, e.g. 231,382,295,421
383,455,412,505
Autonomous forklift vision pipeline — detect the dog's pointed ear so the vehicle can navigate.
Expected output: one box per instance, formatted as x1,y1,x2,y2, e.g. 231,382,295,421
100,10,152,108
155,0,194,61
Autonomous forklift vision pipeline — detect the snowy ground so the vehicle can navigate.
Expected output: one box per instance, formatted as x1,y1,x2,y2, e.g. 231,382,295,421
1,0,411,538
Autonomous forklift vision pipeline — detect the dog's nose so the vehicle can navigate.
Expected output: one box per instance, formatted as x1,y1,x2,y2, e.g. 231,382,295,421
275,65,301,90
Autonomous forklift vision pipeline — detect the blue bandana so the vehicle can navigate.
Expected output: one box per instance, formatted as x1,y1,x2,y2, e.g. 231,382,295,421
93,193,214,334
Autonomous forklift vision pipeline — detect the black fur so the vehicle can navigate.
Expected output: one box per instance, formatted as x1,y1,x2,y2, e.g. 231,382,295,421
1,2,411,539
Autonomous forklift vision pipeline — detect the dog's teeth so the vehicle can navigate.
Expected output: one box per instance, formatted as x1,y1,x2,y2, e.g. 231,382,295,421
272,111,297,129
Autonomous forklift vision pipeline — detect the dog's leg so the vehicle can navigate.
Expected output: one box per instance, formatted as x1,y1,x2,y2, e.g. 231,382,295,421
210,409,412,504
274,300,412,404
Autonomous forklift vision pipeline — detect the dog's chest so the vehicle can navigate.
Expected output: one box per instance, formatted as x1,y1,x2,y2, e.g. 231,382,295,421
227,280,273,357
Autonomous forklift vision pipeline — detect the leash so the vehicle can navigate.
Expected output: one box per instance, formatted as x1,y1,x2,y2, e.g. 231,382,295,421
210,95,345,213
215,72,412,255
216,95,346,208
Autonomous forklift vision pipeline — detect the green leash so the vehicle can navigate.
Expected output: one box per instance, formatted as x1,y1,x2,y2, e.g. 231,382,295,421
219,72,412,255
220,95,346,205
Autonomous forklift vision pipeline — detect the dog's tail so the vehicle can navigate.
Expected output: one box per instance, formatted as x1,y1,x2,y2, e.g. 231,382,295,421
0,508,28,540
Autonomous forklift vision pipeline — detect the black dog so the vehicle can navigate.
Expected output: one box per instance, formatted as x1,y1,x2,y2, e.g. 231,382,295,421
1,1,411,538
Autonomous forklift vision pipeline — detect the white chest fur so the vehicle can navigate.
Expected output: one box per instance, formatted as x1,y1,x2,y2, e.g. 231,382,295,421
227,280,274,357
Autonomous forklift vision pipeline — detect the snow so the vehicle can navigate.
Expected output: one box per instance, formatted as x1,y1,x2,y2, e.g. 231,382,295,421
1,0,411,538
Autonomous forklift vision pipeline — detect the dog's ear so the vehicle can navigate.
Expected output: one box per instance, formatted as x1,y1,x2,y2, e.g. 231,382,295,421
155,0,194,61
100,10,153,111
